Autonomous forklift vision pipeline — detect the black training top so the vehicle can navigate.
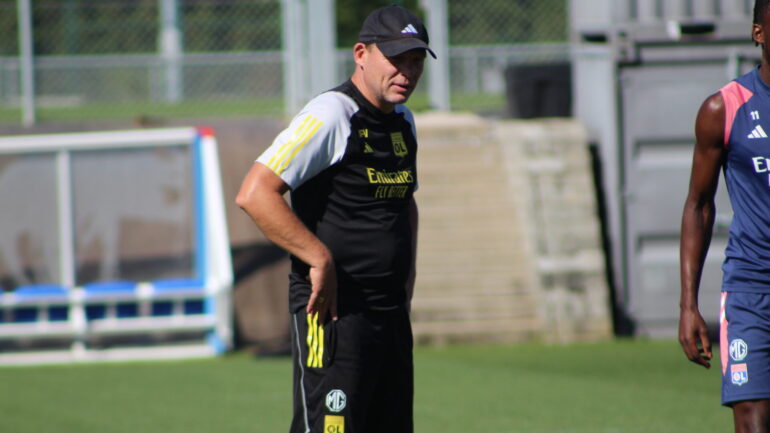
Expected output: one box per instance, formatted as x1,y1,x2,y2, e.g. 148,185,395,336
257,80,418,313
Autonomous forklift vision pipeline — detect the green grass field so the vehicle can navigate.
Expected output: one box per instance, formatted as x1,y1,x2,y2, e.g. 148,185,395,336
0,339,731,433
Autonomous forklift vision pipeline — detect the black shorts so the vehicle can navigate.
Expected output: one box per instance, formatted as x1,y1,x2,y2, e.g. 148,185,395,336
289,307,413,433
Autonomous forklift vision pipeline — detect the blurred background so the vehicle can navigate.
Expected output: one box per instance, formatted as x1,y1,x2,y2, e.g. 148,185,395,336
0,0,568,124
0,0,760,362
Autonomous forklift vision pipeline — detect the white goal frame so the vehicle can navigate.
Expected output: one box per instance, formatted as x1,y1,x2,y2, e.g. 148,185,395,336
0,127,233,365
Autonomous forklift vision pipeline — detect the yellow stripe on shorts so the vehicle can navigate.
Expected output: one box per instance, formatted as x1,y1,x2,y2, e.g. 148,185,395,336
306,313,324,368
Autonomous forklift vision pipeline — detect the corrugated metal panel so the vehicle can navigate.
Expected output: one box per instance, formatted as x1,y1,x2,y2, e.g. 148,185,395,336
571,0,752,43
571,0,758,336
620,63,736,334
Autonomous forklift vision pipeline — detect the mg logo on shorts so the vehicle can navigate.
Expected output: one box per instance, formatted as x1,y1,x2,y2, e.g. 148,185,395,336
325,389,347,413
730,338,748,362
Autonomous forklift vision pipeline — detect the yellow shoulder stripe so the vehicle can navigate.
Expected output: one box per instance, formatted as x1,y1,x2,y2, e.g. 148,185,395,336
267,115,323,175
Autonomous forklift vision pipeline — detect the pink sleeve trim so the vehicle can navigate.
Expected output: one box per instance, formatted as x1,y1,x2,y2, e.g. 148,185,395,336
720,81,753,148
720,292,728,376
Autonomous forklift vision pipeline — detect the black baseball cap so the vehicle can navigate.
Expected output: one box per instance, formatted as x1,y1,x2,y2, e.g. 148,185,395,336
358,5,437,59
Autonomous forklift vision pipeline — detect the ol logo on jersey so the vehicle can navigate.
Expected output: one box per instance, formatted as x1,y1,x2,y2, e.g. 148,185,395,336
390,132,408,157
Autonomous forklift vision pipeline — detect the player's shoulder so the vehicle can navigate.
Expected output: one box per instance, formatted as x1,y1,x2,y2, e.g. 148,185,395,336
394,104,416,125
717,69,758,105
694,91,724,130
301,90,359,126
701,72,755,121
694,91,726,147
700,91,724,115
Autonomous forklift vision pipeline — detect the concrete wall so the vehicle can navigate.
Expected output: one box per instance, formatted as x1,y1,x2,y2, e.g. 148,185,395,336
413,113,612,344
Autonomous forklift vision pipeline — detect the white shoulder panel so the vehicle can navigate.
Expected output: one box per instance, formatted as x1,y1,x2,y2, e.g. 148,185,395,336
257,91,358,189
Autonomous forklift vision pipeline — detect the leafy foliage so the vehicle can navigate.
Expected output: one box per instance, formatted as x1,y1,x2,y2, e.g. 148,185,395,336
336,0,420,47
0,0,566,57
449,0,567,44
182,0,282,52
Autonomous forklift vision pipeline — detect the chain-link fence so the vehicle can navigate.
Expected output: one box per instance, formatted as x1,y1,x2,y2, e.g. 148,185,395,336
0,0,568,126
447,0,568,116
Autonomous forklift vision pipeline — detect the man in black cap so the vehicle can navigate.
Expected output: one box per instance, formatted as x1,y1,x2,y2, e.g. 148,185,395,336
236,4,434,433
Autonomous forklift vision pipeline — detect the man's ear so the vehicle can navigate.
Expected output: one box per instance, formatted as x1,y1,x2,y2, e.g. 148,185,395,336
753,23,764,47
353,42,368,68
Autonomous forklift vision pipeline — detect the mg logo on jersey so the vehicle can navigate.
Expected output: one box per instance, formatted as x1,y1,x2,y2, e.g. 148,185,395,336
730,338,748,362
325,389,347,413
390,132,408,157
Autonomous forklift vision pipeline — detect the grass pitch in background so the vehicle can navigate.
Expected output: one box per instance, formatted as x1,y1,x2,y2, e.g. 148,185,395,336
0,340,730,433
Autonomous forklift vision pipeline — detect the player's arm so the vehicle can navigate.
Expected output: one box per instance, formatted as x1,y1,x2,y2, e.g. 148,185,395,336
405,197,418,311
679,92,726,369
235,162,338,322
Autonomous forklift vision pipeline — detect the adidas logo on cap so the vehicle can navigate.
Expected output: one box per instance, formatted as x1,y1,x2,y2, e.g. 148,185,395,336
401,24,418,34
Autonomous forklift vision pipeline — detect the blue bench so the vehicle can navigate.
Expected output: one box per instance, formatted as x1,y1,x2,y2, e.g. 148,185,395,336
150,278,205,316
83,281,138,320
8,284,69,323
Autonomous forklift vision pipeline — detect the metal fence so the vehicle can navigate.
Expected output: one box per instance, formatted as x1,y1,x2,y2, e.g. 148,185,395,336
0,0,568,126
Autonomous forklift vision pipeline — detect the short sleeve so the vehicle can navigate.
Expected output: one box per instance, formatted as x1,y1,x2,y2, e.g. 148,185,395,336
257,91,357,189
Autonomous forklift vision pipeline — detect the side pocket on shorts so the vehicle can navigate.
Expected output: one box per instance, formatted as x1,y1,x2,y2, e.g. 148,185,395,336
323,319,337,368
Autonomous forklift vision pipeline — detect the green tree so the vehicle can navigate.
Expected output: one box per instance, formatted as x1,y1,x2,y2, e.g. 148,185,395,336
449,0,566,45
0,0,18,56
2,0,567,57
336,0,421,48
183,1,281,52
30,0,157,55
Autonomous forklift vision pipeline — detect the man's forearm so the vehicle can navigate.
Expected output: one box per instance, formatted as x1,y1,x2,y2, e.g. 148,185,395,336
679,202,715,310
236,164,332,270
247,192,331,269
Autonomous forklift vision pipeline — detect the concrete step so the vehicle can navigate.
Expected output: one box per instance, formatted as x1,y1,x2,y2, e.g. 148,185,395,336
412,316,541,345
413,306,537,324
415,275,531,290
412,292,536,313
417,179,513,196
417,207,520,224
416,254,523,269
